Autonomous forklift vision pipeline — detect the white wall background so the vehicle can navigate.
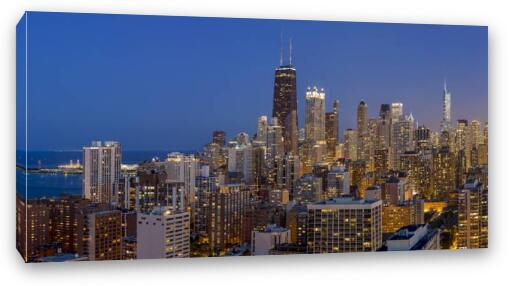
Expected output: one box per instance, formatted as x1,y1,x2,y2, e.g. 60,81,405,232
0,1,505,285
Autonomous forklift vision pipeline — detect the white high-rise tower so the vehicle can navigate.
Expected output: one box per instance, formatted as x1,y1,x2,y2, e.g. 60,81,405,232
83,141,121,204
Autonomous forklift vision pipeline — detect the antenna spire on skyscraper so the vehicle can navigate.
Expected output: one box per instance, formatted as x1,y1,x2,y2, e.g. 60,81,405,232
280,31,283,66
289,38,293,65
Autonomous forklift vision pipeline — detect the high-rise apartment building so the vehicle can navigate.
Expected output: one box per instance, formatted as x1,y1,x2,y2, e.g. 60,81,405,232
382,199,424,234
266,117,285,170
307,197,382,253
137,206,191,259
208,184,250,254
16,196,51,262
294,174,322,205
84,209,123,261
432,147,456,200
83,141,121,204
399,151,432,199
286,204,308,247
326,165,350,198
344,129,358,161
392,114,415,168
458,180,488,249
227,140,254,184
164,152,199,207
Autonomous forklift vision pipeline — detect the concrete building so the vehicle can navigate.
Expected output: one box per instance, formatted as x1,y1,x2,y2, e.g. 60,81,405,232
365,185,382,201
458,180,488,249
164,152,199,208
251,224,291,256
294,174,322,205
326,165,350,197
83,141,121,204
84,209,123,261
382,199,424,234
137,206,190,259
208,184,250,253
286,204,308,247
307,197,382,253
305,86,326,142
387,224,440,251
344,128,358,161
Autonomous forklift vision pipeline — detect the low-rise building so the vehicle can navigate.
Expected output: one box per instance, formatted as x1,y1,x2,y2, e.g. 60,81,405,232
386,224,440,251
251,224,291,256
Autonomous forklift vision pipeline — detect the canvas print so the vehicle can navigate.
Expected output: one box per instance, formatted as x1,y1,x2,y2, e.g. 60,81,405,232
16,12,488,263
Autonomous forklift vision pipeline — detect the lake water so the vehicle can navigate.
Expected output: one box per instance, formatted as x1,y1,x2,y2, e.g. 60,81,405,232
16,150,173,199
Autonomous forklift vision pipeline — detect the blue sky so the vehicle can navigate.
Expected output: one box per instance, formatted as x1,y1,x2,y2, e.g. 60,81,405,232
16,12,487,151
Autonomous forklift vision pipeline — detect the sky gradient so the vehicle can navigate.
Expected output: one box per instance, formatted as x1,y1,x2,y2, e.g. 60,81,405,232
16,12,488,151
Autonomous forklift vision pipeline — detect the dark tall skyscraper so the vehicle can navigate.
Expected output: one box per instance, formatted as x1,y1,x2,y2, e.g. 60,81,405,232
377,104,391,149
325,100,340,159
272,41,298,154
357,101,368,161
212,130,226,147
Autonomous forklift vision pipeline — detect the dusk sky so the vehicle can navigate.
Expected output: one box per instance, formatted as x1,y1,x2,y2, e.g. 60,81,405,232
17,12,487,151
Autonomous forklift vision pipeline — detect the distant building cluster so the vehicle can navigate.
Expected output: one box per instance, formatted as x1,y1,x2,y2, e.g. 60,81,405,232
16,45,488,262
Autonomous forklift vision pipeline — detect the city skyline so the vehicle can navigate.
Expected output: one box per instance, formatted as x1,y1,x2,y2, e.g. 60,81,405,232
16,12,488,262
16,12,487,151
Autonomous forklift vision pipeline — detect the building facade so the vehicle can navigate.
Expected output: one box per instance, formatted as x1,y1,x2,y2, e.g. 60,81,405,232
307,197,382,253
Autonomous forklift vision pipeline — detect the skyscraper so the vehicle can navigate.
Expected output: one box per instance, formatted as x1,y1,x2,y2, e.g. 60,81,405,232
212,130,226,147
377,104,391,149
305,86,326,142
164,152,199,208
83,141,121,205
357,101,368,161
393,113,416,168
255,115,268,143
344,129,358,161
458,180,488,249
266,117,285,178
390,102,403,169
325,99,339,160
272,41,298,154
441,80,452,132
207,184,250,253
390,102,403,123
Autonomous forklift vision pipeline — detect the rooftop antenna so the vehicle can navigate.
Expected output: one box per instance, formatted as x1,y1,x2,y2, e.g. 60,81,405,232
289,38,293,65
280,31,283,66
444,77,447,91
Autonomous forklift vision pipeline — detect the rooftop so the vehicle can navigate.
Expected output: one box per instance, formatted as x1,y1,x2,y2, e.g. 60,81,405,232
389,224,426,240
309,197,381,208
256,224,289,233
